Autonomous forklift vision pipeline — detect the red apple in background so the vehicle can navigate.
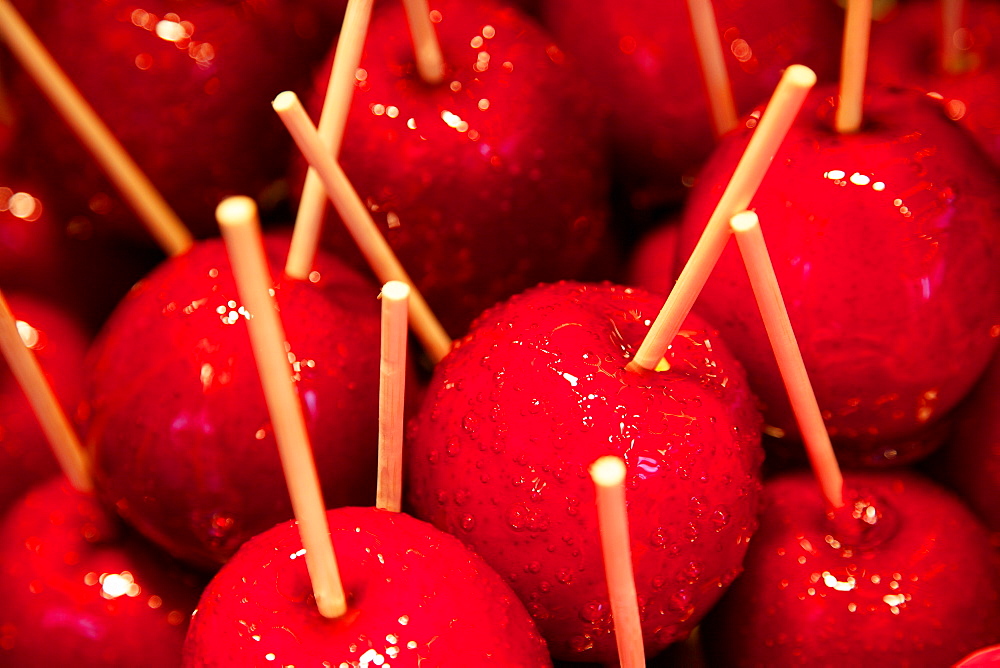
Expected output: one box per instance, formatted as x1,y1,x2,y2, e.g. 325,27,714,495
182,506,553,667
0,475,206,666
668,84,1000,468
311,0,611,338
869,0,1000,167
82,234,384,570
540,0,843,229
626,215,682,297
405,281,764,663
7,0,336,242
700,470,1000,667
0,293,90,514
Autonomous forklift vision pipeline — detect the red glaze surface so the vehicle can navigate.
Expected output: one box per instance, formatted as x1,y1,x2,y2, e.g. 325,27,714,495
0,293,90,514
405,281,764,663
9,0,334,241
626,216,682,297
869,0,1000,167
957,645,1000,667
0,476,205,666
675,84,1000,467
701,470,1000,667
83,235,383,570
313,0,610,338
182,506,553,667
541,0,843,221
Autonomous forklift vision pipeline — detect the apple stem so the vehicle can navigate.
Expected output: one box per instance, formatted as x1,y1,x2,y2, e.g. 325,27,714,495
216,196,347,619
0,0,193,257
835,0,873,134
0,289,93,494
591,456,645,668
285,0,375,280
729,211,844,510
401,0,446,85
686,0,739,138
941,0,967,75
273,90,453,364
376,281,410,513
629,65,816,373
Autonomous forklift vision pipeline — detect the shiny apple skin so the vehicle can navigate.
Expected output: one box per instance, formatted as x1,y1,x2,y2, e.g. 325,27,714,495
8,0,333,241
674,84,1000,468
0,294,91,514
405,281,764,663
701,470,1000,667
182,506,553,667
541,0,843,222
313,0,611,338
0,476,206,667
82,235,383,571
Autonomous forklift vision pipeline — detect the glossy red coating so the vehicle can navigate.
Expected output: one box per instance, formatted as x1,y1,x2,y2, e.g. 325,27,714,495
82,235,384,570
675,85,1000,467
405,281,764,663
701,470,1000,667
0,476,206,666
182,506,553,667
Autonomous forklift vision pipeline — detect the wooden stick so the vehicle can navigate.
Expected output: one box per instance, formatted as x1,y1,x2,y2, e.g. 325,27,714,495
835,0,873,134
941,0,966,75
216,196,346,619
401,0,446,85
629,65,816,372
590,456,645,668
272,91,452,364
686,0,739,137
375,280,409,513
0,0,193,257
286,0,375,280
729,211,844,509
0,290,92,493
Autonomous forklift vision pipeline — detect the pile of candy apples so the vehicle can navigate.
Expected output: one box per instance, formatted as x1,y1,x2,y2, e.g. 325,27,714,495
0,0,998,665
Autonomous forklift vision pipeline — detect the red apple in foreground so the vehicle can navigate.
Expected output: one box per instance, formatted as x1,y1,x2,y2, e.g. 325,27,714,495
700,470,1000,667
673,84,1000,467
312,0,611,337
0,476,206,666
405,281,764,662
182,506,553,666
83,234,384,570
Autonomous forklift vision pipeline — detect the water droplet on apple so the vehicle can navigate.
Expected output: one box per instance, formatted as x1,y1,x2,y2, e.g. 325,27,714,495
275,563,308,603
650,526,670,547
570,634,595,653
445,438,461,456
556,567,574,584
579,600,605,623
460,514,476,531
712,506,731,530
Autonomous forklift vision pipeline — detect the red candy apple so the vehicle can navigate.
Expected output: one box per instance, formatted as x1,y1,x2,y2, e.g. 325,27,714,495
0,475,206,666
0,293,90,514
405,281,764,663
182,505,553,667
700,470,1000,667
670,84,1000,467
82,234,384,570
311,0,611,337
7,0,334,241
540,0,843,224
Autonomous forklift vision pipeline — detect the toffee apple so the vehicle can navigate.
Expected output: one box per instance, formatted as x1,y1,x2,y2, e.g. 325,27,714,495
670,84,1000,467
310,0,611,337
182,505,553,667
405,281,764,663
701,470,1000,667
82,234,384,570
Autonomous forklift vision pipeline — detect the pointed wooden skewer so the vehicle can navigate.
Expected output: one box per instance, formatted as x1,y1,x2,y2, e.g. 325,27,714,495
729,211,844,509
629,64,816,373
272,90,452,364
216,196,346,619
835,0,874,134
0,0,193,256
286,0,376,279
401,0,446,85
591,456,645,668
941,0,966,75
686,0,739,137
0,290,92,493
375,280,409,513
